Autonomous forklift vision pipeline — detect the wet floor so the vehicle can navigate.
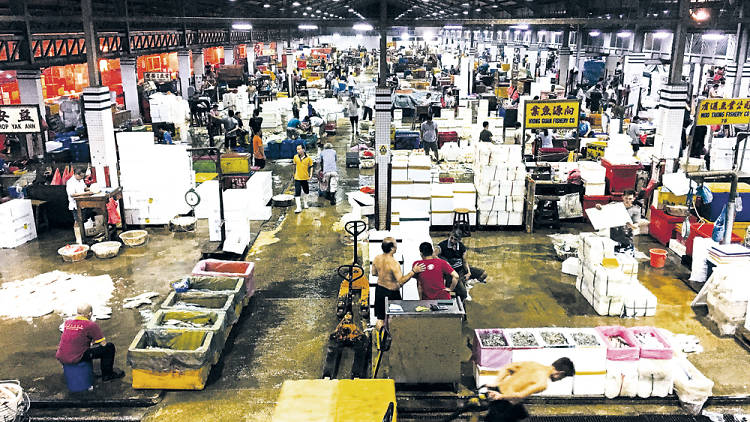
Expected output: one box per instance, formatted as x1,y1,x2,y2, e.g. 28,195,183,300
2,89,750,420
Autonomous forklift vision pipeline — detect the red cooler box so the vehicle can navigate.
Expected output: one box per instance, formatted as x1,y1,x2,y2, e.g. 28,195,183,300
601,159,641,194
685,222,743,256
649,206,684,245
438,131,458,148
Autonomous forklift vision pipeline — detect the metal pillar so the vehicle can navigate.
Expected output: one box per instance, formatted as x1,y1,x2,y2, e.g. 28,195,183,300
379,0,388,86
81,0,100,86
559,29,571,94
177,51,191,100
633,29,645,53
574,26,583,84
669,0,690,84
120,57,141,116
733,26,749,97
16,69,44,112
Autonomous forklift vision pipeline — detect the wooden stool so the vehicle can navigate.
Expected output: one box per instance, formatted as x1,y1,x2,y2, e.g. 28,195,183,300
30,199,49,233
452,208,471,237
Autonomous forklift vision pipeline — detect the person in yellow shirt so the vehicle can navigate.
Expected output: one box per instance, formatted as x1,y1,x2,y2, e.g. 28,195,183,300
293,144,313,213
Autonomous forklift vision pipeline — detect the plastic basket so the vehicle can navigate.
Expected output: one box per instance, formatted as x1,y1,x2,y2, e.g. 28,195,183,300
119,230,148,247
91,241,121,259
0,380,29,422
57,245,89,262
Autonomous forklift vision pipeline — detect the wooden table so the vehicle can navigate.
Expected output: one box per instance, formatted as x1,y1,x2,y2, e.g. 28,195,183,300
73,186,126,244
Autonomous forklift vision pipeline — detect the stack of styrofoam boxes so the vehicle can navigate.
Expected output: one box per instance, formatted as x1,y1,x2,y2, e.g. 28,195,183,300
709,137,737,171
579,161,606,196
604,134,637,165
222,189,252,254
565,328,608,396
472,329,512,388
391,154,411,227
149,93,191,141
430,183,455,226
478,99,489,121
576,233,657,317
260,102,282,130
597,326,641,399
474,143,525,226
0,199,37,248
245,172,273,221
118,132,194,225
505,328,574,396
193,179,221,241
407,153,432,221
630,326,674,398
222,87,252,117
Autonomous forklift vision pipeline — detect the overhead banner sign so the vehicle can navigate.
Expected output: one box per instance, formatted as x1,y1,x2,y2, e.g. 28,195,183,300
524,99,580,129
696,98,750,126
0,104,42,134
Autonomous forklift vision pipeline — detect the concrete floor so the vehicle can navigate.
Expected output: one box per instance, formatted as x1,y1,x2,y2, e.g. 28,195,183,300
2,94,750,420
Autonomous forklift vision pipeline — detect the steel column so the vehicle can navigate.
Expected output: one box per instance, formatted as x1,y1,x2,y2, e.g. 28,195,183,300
81,0,101,86
669,0,690,84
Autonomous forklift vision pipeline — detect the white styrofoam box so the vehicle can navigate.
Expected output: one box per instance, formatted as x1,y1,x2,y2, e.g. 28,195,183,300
474,364,503,390
508,212,523,226
508,196,524,213
563,328,607,373
585,286,624,316
399,210,431,241
478,196,500,212
497,211,510,226
431,183,455,211
392,161,409,181
392,197,408,213
453,183,477,209
511,181,525,196
431,210,453,226
392,181,413,198
584,182,606,196
403,198,430,215
407,168,432,183
223,218,250,254
411,181,431,198
578,262,631,297
0,215,37,248
604,360,640,398
246,171,273,205
499,181,512,197
614,253,639,277
622,283,657,317
249,206,272,221
579,161,606,183
0,199,33,221
579,233,617,264
573,374,606,396
368,230,403,261
478,211,498,226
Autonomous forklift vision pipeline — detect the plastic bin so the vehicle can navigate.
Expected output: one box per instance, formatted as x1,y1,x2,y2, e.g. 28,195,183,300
179,275,247,306
193,158,217,173
146,309,228,364
127,329,214,390
595,326,640,361
582,195,611,222
192,259,256,301
70,140,90,162
220,153,251,174
627,327,673,360
62,360,93,392
160,291,241,326
472,329,512,368
601,158,640,194
685,222,743,256
267,142,281,160
649,206,684,245
705,182,750,222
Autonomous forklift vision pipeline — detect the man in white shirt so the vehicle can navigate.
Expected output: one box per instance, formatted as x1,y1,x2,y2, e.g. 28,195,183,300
347,73,356,96
66,167,92,244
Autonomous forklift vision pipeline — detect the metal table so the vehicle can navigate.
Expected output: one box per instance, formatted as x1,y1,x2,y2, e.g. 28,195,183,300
73,186,126,244
383,299,465,388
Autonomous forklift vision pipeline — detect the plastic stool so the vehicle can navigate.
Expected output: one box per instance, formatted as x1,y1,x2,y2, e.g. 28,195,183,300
452,208,471,237
62,360,93,392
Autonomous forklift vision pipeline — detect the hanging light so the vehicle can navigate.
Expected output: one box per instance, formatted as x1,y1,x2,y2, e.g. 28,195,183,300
589,30,601,37
232,23,252,30
702,32,726,41
617,31,632,38
691,8,710,22
353,23,373,31
653,31,670,39
298,24,318,30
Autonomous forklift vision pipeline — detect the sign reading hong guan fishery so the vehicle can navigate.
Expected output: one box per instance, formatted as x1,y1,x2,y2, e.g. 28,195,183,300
0,104,42,134
524,100,580,129
696,98,750,126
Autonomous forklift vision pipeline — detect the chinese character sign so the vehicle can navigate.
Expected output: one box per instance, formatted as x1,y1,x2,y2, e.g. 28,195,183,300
524,100,580,129
696,98,750,126
0,105,41,134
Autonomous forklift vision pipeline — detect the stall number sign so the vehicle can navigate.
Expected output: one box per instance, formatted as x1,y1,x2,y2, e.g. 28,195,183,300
524,100,580,129
0,105,41,134
696,98,750,126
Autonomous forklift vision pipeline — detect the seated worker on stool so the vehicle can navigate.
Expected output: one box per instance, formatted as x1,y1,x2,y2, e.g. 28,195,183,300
437,230,488,302
482,359,575,422
413,242,459,300
56,303,125,382
595,190,641,252
371,237,425,330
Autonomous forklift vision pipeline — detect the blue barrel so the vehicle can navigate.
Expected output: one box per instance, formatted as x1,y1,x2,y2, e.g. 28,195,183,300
62,361,93,392
268,142,280,160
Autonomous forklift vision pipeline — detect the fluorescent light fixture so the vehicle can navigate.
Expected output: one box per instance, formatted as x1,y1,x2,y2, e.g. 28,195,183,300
292,1,300,6
653,31,670,39
444,25,462,30
617,31,632,37
332,33,341,38
353,23,373,31
589,30,601,37
232,23,252,30
298,24,318,30
401,31,410,40
263,3,270,7
702,32,726,41
691,8,710,21
511,24,529,30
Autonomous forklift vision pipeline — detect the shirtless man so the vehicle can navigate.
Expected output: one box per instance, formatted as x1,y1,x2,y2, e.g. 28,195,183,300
371,237,425,328
481,359,575,422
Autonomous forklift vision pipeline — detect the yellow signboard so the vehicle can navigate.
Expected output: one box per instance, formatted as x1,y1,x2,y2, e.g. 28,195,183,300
524,100,580,129
696,98,750,126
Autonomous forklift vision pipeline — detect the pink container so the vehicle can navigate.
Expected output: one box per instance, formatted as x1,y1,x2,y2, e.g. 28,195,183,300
473,329,513,368
595,326,640,361
627,326,673,360
192,259,256,299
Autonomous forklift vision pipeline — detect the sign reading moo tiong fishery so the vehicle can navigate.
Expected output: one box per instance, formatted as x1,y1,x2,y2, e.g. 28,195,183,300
696,98,750,126
524,99,580,129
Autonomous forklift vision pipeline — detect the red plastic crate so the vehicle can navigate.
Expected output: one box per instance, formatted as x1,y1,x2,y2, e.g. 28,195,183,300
437,131,458,148
582,195,611,222
648,206,684,245
601,159,641,194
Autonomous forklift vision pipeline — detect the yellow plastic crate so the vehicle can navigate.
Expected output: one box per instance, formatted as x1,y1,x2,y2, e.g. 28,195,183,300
220,154,251,174
132,365,211,390
704,182,750,193
276,92,289,98
656,187,687,207
586,141,608,160
195,172,218,183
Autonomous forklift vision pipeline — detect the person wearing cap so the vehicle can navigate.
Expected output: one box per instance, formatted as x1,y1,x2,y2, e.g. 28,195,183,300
437,230,488,302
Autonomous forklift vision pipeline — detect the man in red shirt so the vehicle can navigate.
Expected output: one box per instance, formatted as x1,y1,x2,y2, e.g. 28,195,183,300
413,242,460,300
56,304,124,381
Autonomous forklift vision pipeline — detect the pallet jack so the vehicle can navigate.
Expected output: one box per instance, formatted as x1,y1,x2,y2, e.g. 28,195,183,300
336,220,369,319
